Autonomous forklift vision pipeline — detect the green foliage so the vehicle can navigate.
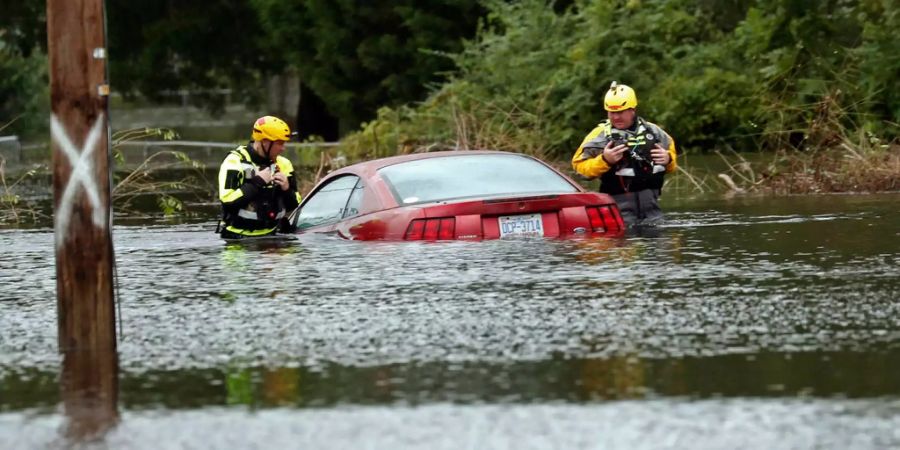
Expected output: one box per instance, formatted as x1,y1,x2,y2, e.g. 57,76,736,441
0,43,48,137
252,0,484,131
111,128,206,217
157,194,184,217
852,0,900,129
340,0,588,159
339,0,899,163
0,156,46,224
107,0,274,112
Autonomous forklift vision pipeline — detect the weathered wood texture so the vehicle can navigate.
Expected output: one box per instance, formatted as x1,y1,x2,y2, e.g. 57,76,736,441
47,0,119,438
47,0,116,352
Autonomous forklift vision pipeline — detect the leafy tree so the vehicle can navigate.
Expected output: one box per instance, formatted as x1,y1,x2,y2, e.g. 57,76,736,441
0,0,46,56
341,0,899,160
0,43,47,137
252,0,484,134
0,0,47,137
107,0,277,113
854,0,900,124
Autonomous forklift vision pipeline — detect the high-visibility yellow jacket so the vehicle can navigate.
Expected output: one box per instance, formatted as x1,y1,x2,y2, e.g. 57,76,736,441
572,117,677,195
218,144,302,237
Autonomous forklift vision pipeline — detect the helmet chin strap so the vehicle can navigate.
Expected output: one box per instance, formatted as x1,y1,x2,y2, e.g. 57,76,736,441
262,140,274,162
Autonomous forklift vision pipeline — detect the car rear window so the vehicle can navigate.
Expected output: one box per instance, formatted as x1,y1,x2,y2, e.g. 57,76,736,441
378,154,578,205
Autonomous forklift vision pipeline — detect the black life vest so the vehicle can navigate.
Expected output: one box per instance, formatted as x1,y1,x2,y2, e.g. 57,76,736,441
582,117,669,195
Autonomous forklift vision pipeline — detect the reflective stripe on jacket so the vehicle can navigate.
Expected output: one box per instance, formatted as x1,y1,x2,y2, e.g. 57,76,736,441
218,145,302,236
571,117,677,193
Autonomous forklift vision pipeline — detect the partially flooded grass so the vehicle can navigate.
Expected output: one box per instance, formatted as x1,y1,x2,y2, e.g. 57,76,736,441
760,142,899,194
701,92,899,195
3,99,898,227
712,134,899,195
0,156,48,224
0,128,211,227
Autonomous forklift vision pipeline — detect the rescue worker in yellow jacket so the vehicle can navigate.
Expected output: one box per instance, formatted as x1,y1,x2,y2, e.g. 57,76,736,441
217,116,302,239
572,82,677,225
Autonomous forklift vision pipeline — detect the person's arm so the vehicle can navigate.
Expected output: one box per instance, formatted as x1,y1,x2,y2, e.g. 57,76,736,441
572,125,613,179
281,172,301,211
274,157,302,232
274,157,302,210
218,154,267,211
664,133,677,173
650,131,678,174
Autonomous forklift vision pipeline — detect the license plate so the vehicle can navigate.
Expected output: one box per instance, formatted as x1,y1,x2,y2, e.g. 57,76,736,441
498,213,544,238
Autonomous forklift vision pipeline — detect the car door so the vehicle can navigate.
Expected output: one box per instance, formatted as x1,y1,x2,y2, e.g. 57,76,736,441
294,175,361,233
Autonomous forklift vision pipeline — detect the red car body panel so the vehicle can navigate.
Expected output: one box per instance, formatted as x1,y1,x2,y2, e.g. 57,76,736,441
295,151,625,241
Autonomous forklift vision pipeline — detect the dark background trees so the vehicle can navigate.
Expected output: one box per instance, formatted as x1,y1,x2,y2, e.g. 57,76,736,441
0,0,46,56
252,0,483,139
2,0,484,141
2,0,897,154
0,0,48,136
107,0,485,140
339,0,899,159
107,0,275,114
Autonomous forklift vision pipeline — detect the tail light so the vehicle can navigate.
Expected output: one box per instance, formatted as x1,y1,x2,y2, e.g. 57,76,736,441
405,217,456,240
600,205,625,230
586,205,623,233
586,207,604,232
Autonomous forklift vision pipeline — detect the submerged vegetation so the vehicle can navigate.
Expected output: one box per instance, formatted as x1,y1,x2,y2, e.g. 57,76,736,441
0,156,46,224
716,94,899,194
110,128,208,217
0,127,209,226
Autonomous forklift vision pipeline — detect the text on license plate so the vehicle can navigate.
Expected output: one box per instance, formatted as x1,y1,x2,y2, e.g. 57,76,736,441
498,213,544,237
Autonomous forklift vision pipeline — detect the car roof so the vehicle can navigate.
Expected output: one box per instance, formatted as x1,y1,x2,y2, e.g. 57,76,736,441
326,150,540,178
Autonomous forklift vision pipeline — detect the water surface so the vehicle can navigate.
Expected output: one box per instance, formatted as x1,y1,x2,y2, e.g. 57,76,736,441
1,193,898,449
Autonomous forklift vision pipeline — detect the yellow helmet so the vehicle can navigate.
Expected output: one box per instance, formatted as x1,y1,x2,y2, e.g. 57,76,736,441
604,81,638,112
251,116,292,141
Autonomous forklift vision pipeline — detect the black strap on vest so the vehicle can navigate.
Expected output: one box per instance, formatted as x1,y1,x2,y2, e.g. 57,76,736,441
595,118,666,195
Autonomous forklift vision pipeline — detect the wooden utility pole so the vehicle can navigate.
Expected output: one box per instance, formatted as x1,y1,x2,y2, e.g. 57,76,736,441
47,0,119,438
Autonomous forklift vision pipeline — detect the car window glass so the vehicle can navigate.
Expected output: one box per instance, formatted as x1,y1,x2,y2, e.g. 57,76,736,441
343,181,365,219
378,154,577,204
296,176,360,230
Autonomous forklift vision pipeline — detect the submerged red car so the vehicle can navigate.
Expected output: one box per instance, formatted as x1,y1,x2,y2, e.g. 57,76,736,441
291,150,624,240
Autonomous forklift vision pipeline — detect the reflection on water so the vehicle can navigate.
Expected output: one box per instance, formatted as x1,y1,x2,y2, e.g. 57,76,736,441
7,350,900,411
0,193,898,448
60,349,119,441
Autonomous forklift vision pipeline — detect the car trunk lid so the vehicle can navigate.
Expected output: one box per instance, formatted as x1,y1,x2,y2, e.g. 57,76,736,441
405,192,623,240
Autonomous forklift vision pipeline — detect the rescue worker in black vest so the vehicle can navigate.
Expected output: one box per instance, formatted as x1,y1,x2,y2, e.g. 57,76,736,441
572,81,677,225
217,115,302,239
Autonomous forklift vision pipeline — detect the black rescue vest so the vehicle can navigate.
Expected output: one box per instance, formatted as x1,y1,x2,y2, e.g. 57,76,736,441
582,118,668,195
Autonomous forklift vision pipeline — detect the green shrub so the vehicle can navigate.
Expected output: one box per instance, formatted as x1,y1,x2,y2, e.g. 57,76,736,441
340,0,590,160
0,43,47,138
338,0,898,165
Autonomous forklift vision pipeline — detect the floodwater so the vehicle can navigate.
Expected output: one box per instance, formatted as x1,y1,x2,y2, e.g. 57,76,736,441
1,193,899,449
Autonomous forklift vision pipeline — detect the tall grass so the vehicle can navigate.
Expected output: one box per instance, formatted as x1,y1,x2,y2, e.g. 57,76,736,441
0,156,46,224
715,93,899,194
